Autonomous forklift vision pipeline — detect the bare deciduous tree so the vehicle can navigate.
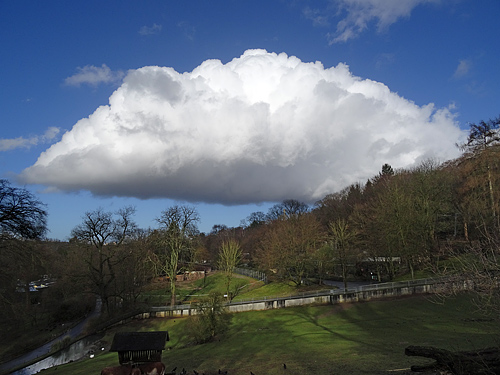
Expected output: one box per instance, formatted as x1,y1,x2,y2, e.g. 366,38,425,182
153,205,200,306
71,206,137,314
266,199,309,221
0,179,48,324
258,213,323,286
217,239,242,300
328,218,358,290
458,116,500,229
0,179,47,240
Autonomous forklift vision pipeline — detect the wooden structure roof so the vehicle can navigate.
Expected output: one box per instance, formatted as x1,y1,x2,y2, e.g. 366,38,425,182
110,331,168,365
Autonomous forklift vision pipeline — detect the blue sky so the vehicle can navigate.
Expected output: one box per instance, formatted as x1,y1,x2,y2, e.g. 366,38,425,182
1,0,499,240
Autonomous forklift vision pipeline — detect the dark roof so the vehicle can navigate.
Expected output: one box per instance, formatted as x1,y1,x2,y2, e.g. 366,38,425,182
110,331,168,352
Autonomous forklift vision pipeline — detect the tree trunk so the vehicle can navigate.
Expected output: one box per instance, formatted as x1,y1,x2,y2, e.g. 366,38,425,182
405,345,500,374
170,278,176,306
342,262,348,291
487,163,497,225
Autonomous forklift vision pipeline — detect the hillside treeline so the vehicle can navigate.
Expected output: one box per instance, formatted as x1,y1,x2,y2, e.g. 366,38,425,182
1,115,500,341
205,117,500,288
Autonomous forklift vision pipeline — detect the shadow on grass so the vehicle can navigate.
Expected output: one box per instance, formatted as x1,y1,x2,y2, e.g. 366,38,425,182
45,293,500,375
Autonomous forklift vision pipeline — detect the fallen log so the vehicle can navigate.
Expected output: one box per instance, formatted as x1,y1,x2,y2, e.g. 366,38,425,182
405,345,500,374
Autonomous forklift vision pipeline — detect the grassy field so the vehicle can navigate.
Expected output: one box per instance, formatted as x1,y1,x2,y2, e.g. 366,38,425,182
145,272,342,303
140,273,323,305
39,293,500,375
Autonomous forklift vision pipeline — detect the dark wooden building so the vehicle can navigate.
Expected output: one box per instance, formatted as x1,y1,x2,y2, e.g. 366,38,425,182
109,331,169,365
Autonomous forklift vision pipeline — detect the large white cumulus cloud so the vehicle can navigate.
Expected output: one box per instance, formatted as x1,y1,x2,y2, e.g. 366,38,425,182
20,49,464,204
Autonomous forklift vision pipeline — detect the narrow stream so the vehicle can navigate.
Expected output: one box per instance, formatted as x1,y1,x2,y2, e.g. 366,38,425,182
0,299,103,375
10,333,104,375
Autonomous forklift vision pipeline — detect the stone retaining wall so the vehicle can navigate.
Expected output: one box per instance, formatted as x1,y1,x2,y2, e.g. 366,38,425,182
136,278,461,319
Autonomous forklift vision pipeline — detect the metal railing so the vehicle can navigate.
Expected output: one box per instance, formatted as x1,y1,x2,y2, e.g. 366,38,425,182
233,267,268,283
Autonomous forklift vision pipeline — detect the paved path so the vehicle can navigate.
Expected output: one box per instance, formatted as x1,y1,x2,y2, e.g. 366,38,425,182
322,279,376,290
0,299,101,374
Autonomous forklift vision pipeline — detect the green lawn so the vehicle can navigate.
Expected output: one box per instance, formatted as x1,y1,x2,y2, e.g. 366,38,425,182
42,293,500,375
141,273,263,305
142,272,334,305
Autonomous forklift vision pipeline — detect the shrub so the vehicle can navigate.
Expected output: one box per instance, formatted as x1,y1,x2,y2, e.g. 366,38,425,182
51,295,93,323
188,292,231,344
